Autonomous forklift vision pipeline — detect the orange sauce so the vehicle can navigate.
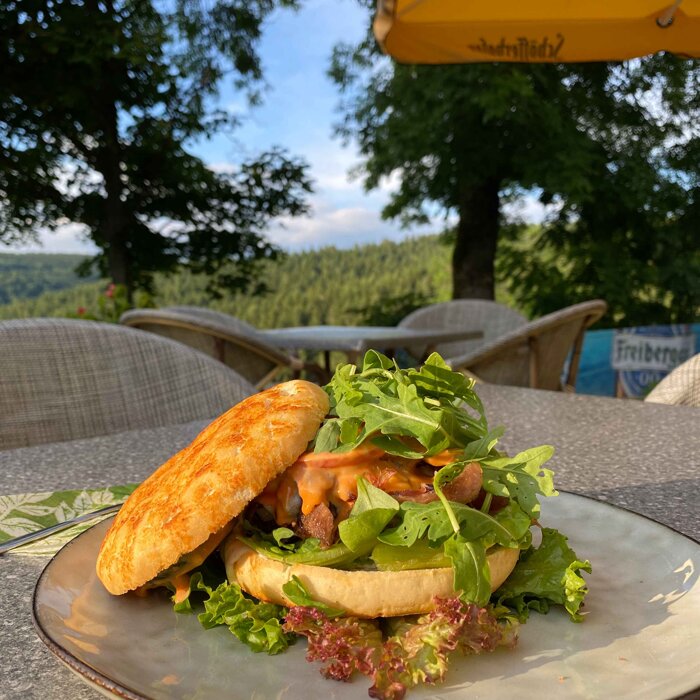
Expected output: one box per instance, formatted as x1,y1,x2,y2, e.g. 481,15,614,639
259,447,437,524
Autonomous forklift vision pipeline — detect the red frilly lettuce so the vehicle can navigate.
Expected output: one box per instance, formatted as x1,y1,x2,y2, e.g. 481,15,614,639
284,596,518,700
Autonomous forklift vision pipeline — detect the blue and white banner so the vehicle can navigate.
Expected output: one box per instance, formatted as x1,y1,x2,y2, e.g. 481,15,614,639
612,325,695,399
572,324,700,398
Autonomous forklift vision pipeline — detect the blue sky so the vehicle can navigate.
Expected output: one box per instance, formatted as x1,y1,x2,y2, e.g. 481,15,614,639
9,0,543,255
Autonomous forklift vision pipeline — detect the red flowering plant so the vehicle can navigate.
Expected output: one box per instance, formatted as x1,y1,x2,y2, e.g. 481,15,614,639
71,283,153,323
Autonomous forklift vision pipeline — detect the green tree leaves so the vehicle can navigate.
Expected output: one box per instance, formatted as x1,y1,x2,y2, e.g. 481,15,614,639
0,0,310,297
330,6,700,319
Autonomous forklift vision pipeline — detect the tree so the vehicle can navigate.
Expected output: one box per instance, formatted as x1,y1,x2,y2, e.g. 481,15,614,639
497,59,700,326
330,4,700,322
0,0,311,297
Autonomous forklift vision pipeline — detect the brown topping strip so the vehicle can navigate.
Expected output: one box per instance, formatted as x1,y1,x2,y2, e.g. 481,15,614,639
441,462,483,504
296,503,337,548
391,462,483,505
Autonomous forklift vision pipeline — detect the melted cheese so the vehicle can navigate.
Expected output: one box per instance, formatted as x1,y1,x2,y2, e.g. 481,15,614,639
424,448,464,467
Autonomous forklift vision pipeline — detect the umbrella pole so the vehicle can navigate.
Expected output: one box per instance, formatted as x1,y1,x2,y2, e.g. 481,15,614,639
657,0,682,28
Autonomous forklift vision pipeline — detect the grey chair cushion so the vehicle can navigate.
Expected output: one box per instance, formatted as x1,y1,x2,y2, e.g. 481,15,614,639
645,353,700,407
120,307,310,389
399,300,528,359
446,300,607,391
0,318,256,449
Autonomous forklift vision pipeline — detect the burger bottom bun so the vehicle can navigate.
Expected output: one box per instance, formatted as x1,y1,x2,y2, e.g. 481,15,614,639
225,543,520,618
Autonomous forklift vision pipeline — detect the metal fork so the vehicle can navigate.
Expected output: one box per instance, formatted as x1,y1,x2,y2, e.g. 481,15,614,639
0,503,121,555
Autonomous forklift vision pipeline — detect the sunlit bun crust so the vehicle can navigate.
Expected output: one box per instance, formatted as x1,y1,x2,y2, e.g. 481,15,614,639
96,380,329,595
225,542,519,618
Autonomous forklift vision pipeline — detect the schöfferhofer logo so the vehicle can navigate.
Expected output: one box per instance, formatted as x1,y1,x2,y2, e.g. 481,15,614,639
468,35,565,61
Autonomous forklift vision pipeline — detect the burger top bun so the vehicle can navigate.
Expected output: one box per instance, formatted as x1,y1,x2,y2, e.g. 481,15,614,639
225,543,520,618
96,380,329,595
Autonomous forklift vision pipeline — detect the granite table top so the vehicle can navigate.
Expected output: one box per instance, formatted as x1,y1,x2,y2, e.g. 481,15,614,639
1,384,698,699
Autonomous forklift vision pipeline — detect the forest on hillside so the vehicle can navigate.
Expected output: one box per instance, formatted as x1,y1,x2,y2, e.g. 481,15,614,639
0,253,98,305
0,237,478,327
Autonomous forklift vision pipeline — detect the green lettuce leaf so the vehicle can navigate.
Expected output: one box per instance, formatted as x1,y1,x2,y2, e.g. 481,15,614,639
281,575,345,617
183,572,292,654
495,527,592,622
371,538,451,571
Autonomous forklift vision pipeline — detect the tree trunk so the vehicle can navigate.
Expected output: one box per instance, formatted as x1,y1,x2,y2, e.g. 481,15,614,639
100,134,131,295
91,0,132,298
451,179,501,299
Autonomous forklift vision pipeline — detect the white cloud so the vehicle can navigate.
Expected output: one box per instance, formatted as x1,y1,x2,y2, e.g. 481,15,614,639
3,223,98,255
267,195,435,250
502,193,554,225
207,161,238,175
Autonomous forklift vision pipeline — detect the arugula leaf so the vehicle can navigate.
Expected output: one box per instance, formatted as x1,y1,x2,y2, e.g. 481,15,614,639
495,527,592,622
362,348,395,372
338,380,452,454
489,501,534,547
349,477,400,515
407,353,481,405
318,351,490,456
313,418,342,453
183,572,292,654
462,427,505,461
378,499,530,550
239,535,358,567
481,446,557,519
337,478,399,553
281,575,345,617
444,535,491,606
432,460,468,534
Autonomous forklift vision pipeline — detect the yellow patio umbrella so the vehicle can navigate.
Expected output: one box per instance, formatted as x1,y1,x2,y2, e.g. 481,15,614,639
374,0,700,63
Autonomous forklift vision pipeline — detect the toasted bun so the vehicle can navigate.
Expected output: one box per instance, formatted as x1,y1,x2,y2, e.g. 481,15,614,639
225,542,519,618
96,380,329,595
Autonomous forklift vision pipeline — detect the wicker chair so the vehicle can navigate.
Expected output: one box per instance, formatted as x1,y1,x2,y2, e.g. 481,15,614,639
120,307,325,389
447,300,607,391
644,353,700,407
0,318,255,450
398,300,528,359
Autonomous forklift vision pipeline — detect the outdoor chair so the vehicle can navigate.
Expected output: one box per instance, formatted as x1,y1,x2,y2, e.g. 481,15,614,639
398,299,527,360
447,300,608,392
120,307,326,389
644,353,700,407
0,318,255,450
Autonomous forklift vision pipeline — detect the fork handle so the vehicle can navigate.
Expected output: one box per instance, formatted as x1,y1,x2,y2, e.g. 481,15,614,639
0,503,121,555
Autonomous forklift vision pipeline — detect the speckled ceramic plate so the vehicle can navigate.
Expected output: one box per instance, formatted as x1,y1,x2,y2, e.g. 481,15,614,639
33,492,700,700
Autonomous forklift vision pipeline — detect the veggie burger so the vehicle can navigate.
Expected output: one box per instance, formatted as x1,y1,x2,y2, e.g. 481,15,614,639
96,352,590,699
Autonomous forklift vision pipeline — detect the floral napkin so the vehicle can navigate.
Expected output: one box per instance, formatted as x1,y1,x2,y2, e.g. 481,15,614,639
0,485,137,556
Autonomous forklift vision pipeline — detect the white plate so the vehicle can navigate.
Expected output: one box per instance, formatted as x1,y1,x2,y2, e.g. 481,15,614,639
33,493,700,699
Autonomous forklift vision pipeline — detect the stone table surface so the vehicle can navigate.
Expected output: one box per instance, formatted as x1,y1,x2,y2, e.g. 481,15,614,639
1,384,699,699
